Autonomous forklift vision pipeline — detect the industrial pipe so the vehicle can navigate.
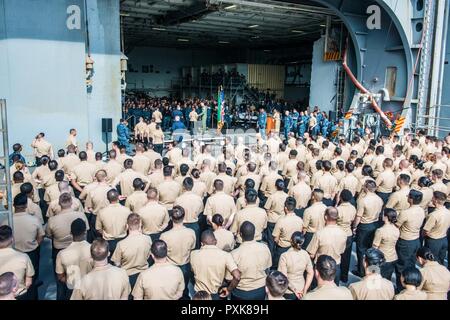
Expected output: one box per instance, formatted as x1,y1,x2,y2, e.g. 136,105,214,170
342,38,393,128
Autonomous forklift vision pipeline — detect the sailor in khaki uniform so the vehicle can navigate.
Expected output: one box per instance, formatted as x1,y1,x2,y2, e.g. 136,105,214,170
349,248,395,300
47,181,84,218
46,193,89,270
336,190,356,283
302,189,327,250
231,189,267,244
307,207,347,285
103,150,123,183
137,188,170,242
394,189,425,290
132,240,184,300
190,230,240,299
260,161,283,198
227,222,272,300
416,247,450,300
55,219,93,300
95,189,131,254
272,197,303,268
204,179,237,226
174,177,204,248
147,159,164,188
9,193,44,299
386,174,411,211
159,206,196,300
124,178,148,213
212,214,236,252
69,151,97,198
132,143,151,175
302,255,353,300
375,158,396,204
71,239,130,300
111,214,152,288
31,132,54,165
111,159,149,198
315,161,337,206
423,191,450,265
157,166,181,211
264,179,289,255
0,226,35,300
277,232,314,300
353,180,383,277
372,208,400,281
288,171,312,218
394,267,428,300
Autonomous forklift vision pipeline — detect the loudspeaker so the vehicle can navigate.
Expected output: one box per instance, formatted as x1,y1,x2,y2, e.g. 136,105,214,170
329,111,337,122
102,118,113,133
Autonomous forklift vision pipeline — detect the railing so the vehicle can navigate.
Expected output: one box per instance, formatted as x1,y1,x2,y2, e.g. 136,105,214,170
0,99,13,231
412,104,450,137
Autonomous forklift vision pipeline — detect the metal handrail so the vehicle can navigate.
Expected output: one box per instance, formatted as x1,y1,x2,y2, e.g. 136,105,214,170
0,99,13,232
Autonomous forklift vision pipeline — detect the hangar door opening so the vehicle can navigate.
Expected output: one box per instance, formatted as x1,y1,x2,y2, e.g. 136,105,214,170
120,0,355,128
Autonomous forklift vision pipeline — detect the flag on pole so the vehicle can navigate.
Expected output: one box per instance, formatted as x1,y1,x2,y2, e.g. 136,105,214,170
217,85,225,126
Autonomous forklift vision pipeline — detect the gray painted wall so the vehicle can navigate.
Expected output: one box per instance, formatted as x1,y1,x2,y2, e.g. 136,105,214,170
0,0,121,159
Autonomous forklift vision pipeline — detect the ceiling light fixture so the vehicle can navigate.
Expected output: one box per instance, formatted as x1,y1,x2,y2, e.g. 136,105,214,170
248,24,259,28
291,30,304,33
177,38,190,42
152,27,166,31
225,4,237,9
218,41,230,44
320,24,326,27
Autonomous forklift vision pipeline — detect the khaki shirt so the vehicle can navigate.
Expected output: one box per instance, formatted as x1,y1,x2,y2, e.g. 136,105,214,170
166,148,183,165
84,184,112,215
132,154,151,175
315,172,338,199
306,225,347,264
190,245,238,294
70,161,97,187
95,203,131,240
338,174,359,196
55,241,93,290
228,241,272,291
124,190,148,213
237,173,261,194
12,212,45,253
71,264,131,300
157,180,182,210
32,139,53,158
189,110,199,121
288,182,312,209
143,150,162,171
0,247,35,296
260,171,283,197
147,170,164,189
111,233,152,276
302,283,353,300
209,174,236,195
61,154,81,174
153,110,163,123
213,228,236,252
282,159,298,178
356,192,383,224
174,192,204,223
394,289,428,300
132,262,184,300
337,202,357,236
396,205,425,240
303,202,327,233
278,248,313,294
192,179,207,198
160,226,196,266
204,192,237,221
47,196,84,218
199,171,217,192
26,198,44,224
46,210,89,249
103,160,123,183
419,261,450,300
375,169,396,193
236,195,261,211
273,214,303,248
137,202,170,235
423,207,450,239
349,274,395,300
231,204,267,243
264,191,289,223
373,223,400,262
386,187,411,211
112,169,149,197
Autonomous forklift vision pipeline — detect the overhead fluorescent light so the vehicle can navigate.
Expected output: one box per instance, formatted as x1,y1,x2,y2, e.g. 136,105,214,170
248,24,259,28
264,50,271,52
225,4,237,9
152,27,166,31
291,30,304,33
320,24,326,27
177,38,190,42
251,36,260,39
218,41,230,44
